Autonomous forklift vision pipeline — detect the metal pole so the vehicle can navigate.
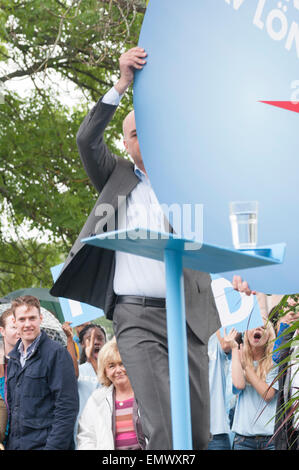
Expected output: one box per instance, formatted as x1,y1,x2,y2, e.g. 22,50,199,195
164,248,192,450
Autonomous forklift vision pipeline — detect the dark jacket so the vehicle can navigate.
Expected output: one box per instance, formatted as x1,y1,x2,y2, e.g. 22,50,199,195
6,330,79,450
50,99,221,345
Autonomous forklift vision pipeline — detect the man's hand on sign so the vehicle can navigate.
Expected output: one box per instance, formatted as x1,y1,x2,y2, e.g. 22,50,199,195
115,47,147,95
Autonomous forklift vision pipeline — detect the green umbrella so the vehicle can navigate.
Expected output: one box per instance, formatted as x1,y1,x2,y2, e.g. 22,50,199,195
1,288,64,323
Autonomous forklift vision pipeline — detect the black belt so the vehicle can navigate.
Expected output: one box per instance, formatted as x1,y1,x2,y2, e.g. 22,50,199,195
235,433,270,440
116,295,166,309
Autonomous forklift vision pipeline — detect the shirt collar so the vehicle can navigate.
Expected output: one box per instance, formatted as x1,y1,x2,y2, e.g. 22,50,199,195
18,332,42,359
134,165,147,182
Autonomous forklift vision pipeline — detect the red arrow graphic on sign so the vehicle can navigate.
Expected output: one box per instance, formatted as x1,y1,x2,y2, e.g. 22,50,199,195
259,101,299,113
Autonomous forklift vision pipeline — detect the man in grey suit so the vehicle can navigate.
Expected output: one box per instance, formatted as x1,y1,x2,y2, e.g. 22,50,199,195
51,47,253,450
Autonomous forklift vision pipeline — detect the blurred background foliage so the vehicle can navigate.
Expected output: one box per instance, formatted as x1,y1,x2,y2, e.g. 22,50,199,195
0,0,147,300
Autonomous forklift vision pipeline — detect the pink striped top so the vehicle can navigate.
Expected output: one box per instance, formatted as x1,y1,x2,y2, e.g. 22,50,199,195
115,397,141,450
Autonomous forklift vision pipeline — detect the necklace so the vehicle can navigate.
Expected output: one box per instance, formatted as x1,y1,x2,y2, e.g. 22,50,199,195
116,396,134,407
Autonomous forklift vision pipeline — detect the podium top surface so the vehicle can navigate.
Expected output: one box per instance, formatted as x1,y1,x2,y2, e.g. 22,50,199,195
82,229,285,274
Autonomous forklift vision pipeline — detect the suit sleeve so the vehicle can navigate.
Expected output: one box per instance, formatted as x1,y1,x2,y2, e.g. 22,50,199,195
43,348,79,450
76,99,118,193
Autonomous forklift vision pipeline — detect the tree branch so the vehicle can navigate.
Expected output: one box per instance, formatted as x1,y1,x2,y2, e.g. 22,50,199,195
100,0,146,14
0,56,68,83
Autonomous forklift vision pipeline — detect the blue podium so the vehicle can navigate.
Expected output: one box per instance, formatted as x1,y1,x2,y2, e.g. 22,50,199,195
82,229,285,449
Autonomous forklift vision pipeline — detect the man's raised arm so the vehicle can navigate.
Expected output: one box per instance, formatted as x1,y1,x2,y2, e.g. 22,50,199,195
76,47,147,194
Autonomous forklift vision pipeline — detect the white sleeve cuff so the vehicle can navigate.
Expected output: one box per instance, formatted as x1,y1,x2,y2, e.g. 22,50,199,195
101,87,123,106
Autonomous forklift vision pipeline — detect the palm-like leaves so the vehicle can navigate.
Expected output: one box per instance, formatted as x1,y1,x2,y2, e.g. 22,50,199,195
268,295,299,449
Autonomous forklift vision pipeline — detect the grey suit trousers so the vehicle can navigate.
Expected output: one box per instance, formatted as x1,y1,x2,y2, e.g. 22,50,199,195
113,302,210,450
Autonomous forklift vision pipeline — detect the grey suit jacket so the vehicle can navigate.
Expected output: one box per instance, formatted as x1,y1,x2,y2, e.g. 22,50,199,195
50,99,221,344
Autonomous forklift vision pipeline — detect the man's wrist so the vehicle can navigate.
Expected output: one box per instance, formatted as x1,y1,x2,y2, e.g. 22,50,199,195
114,77,131,96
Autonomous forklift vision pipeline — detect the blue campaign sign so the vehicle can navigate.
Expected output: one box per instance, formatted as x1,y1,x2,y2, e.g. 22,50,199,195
210,274,263,334
134,0,299,294
51,264,104,327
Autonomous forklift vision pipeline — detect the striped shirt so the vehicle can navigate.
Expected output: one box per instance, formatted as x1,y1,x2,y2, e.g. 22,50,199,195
115,397,141,450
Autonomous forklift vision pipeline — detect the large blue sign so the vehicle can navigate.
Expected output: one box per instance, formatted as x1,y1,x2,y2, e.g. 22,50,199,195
134,0,299,294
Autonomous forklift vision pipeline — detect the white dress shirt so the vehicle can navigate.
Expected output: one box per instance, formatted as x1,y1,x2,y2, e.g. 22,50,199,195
102,87,167,297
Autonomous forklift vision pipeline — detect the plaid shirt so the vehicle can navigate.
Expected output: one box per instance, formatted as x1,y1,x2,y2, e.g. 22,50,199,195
18,333,42,368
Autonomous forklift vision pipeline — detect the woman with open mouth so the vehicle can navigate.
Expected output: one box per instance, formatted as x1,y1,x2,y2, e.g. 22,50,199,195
74,324,107,447
229,318,278,450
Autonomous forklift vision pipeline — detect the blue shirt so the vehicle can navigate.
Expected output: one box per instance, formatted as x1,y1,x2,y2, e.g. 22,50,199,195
77,362,100,413
208,333,231,435
272,322,289,364
232,362,278,436
74,362,101,447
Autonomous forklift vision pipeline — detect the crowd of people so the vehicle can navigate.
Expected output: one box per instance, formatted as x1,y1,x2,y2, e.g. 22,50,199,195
207,298,299,451
0,293,298,451
0,46,298,452
0,295,144,450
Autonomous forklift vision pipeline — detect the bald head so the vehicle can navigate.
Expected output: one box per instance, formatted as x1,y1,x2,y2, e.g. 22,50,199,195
122,110,135,140
122,110,146,174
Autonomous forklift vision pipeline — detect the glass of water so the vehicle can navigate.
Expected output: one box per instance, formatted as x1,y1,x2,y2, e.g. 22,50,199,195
229,201,258,250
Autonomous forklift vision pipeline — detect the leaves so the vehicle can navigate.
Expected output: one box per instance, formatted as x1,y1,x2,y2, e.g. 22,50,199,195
0,91,90,240
269,295,299,447
0,236,65,295
0,1,145,98
0,0,146,296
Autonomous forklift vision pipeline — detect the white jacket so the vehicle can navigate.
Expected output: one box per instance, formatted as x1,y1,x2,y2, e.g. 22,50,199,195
77,384,115,450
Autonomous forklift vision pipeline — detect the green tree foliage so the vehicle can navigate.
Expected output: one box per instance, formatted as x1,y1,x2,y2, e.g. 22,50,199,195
0,0,146,100
0,0,146,297
0,235,65,295
0,92,91,243
269,294,299,446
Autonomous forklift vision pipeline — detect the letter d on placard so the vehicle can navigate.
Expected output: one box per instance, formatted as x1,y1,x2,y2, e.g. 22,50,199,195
211,277,254,327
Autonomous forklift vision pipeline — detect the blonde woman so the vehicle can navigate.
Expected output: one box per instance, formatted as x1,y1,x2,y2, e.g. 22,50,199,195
229,319,278,450
76,337,145,450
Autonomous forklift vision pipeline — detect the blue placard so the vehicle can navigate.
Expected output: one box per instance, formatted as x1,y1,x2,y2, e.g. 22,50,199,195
134,0,299,294
50,263,104,327
210,274,264,334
